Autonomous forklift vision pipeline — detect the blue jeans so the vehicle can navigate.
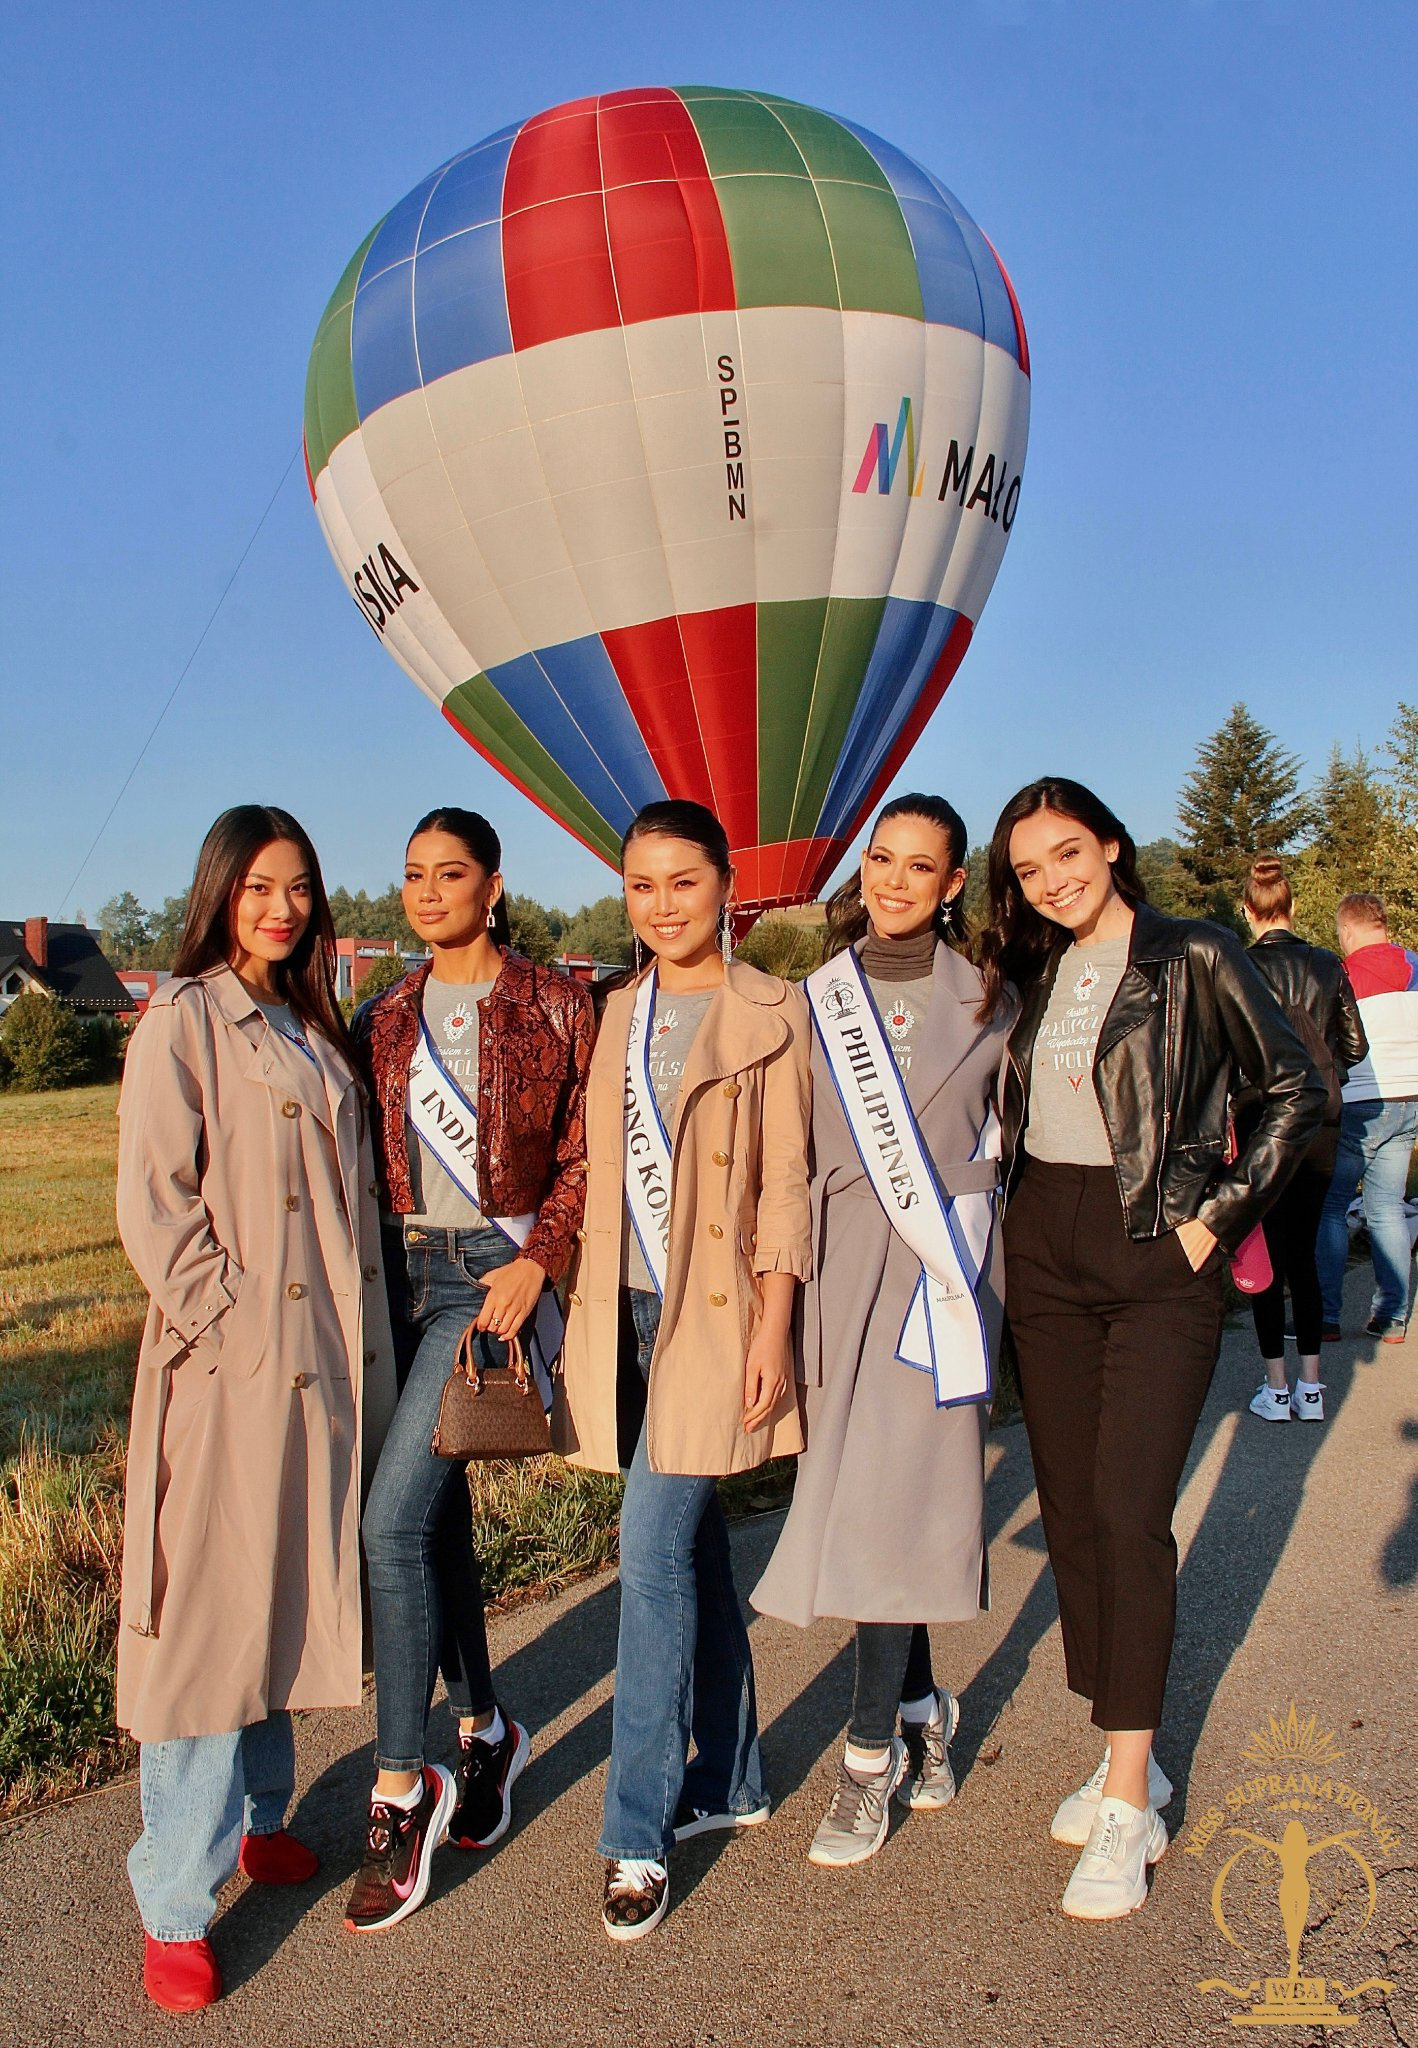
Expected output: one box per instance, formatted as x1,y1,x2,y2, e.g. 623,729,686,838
363,1225,508,1772
1317,1098,1418,1326
128,1713,294,1940
598,1290,765,1862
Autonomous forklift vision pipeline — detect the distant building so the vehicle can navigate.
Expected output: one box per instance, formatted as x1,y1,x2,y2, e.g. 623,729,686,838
118,969,173,1015
0,917,133,1016
555,952,624,985
334,937,430,1003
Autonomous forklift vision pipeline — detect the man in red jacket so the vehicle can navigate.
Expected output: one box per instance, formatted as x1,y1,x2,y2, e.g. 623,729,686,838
1317,895,1418,1342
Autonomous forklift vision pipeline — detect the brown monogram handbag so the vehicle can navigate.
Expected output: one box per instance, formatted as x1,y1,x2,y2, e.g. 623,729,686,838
431,1323,551,1461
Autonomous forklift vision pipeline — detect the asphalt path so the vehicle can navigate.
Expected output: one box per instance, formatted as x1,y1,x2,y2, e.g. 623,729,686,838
2,1264,1413,2048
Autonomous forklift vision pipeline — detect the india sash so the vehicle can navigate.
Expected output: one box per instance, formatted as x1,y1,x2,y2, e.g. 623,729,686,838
805,948,996,1407
406,1016,563,1406
622,971,674,1298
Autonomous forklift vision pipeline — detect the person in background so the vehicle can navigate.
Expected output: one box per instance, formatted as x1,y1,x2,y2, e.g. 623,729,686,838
752,794,1012,1868
1240,857,1367,1422
554,799,811,1943
116,806,395,2011
984,779,1321,1923
1316,894,1418,1344
347,807,594,1934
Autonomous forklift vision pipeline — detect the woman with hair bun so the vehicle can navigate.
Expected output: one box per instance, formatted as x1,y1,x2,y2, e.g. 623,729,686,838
983,780,1323,1922
1239,855,1367,1424
753,793,1013,1870
347,808,595,1934
116,806,396,2010
555,798,811,1943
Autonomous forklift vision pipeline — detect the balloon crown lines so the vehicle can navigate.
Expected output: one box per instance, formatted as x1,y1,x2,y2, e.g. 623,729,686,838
304,87,1031,917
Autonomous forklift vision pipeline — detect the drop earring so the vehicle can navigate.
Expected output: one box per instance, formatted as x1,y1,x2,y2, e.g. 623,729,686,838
720,905,734,966
633,933,645,975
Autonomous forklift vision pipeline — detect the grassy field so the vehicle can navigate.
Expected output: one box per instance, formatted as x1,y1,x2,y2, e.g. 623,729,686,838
0,1086,793,1818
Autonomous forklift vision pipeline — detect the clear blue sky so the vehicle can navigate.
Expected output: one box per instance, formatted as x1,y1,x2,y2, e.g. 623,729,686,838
3,1,1414,922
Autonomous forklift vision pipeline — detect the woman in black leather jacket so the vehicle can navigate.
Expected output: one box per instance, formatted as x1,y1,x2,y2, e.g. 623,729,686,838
981,778,1323,1924
1240,856,1367,1425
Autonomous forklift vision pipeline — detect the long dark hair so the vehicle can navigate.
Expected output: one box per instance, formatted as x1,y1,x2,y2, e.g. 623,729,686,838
409,806,512,947
174,804,353,1061
823,794,1005,1022
980,778,1147,992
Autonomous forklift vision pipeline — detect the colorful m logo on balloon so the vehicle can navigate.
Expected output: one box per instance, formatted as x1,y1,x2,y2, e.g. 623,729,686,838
852,397,925,496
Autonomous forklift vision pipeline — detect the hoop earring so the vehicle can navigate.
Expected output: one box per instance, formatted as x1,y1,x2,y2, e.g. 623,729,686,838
719,905,734,966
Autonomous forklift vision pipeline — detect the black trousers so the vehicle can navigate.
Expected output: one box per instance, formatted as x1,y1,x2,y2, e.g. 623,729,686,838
849,1624,936,1746
1004,1161,1225,1731
1251,1161,1330,1357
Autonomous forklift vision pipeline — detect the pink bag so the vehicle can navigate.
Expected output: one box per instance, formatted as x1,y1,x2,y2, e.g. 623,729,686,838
1230,1222,1273,1293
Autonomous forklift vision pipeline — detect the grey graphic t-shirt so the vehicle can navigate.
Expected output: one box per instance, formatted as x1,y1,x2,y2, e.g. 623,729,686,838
1024,937,1131,1166
864,973,935,1078
624,988,715,1293
407,979,495,1226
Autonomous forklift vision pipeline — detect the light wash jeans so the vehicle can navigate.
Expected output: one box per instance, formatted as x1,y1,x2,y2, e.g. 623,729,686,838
1317,1097,1418,1327
597,1290,766,1862
128,1713,294,1941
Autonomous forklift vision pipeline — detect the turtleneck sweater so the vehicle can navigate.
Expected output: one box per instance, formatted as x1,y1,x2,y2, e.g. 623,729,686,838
860,923,939,981
859,925,938,1076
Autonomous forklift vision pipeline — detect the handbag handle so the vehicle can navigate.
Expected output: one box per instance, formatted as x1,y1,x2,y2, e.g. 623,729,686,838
454,1322,534,1396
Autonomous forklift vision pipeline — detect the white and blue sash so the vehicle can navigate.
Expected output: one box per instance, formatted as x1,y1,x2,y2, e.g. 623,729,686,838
622,971,675,1298
406,1015,563,1407
805,948,996,1408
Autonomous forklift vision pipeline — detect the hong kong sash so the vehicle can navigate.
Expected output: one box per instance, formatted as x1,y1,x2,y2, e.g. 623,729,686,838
805,948,995,1408
406,1017,563,1406
622,971,674,1298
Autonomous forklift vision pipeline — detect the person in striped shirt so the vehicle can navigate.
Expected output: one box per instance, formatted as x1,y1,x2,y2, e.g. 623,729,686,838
1316,894,1418,1343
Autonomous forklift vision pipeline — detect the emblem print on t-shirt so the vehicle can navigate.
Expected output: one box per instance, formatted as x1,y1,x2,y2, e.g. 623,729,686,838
444,1003,473,1041
885,999,914,1041
1072,960,1102,1003
653,1008,676,1040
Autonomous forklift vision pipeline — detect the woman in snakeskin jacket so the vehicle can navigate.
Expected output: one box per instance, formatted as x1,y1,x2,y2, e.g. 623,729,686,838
343,806,595,1935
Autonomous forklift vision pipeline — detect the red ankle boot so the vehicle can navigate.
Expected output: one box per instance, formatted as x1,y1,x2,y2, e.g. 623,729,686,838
143,1935,222,2010
238,1829,320,1884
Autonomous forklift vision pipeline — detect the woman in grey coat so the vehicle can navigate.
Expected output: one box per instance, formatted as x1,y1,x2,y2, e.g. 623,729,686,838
752,794,1013,1867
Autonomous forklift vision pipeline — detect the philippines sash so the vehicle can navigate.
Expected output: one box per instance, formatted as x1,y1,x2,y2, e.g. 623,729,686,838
406,1016,563,1406
805,949,996,1408
622,971,674,1298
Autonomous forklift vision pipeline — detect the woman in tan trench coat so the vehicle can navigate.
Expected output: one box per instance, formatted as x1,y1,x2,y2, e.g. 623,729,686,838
553,799,810,1944
115,806,395,2012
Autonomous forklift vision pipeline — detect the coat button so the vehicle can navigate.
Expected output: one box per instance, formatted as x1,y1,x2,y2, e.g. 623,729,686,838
368,1180,378,1197
284,1194,300,1212
281,1100,300,1118
708,1224,724,1239
576,1228,588,1242
568,1292,582,1306
364,1348,376,1365
722,1082,741,1098
363,1264,378,1282
291,1372,309,1389
286,1282,306,1301
709,1292,728,1307
711,1150,729,1167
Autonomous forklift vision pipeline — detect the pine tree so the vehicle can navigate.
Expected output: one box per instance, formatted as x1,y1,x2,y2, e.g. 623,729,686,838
1375,701,1418,942
1176,704,1313,925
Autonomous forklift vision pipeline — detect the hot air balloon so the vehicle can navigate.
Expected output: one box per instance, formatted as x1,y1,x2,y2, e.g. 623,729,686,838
304,87,1029,919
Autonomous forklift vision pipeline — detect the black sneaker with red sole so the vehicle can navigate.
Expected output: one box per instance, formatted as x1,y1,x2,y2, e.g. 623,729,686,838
343,1764,456,1933
448,1715,530,1849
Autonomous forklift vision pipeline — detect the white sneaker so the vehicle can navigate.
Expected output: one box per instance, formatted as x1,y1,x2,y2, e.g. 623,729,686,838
1051,1748,1173,1845
1290,1382,1325,1421
1248,1383,1292,1422
1060,1796,1168,1920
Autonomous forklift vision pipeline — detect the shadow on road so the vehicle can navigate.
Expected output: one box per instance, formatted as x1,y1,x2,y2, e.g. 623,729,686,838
1381,1416,1418,1587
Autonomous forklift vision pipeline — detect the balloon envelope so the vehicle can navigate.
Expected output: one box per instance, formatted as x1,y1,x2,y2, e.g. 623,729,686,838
304,87,1030,914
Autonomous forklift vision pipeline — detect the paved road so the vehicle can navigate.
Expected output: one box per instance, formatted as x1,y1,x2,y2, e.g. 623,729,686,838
2,1268,1413,2048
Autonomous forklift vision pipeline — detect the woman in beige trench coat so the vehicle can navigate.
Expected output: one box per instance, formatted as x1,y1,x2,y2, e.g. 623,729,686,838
115,806,395,2012
552,799,810,1944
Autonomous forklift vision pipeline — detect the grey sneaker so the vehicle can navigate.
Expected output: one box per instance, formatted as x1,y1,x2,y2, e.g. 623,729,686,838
807,1737,906,1867
897,1688,961,1810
